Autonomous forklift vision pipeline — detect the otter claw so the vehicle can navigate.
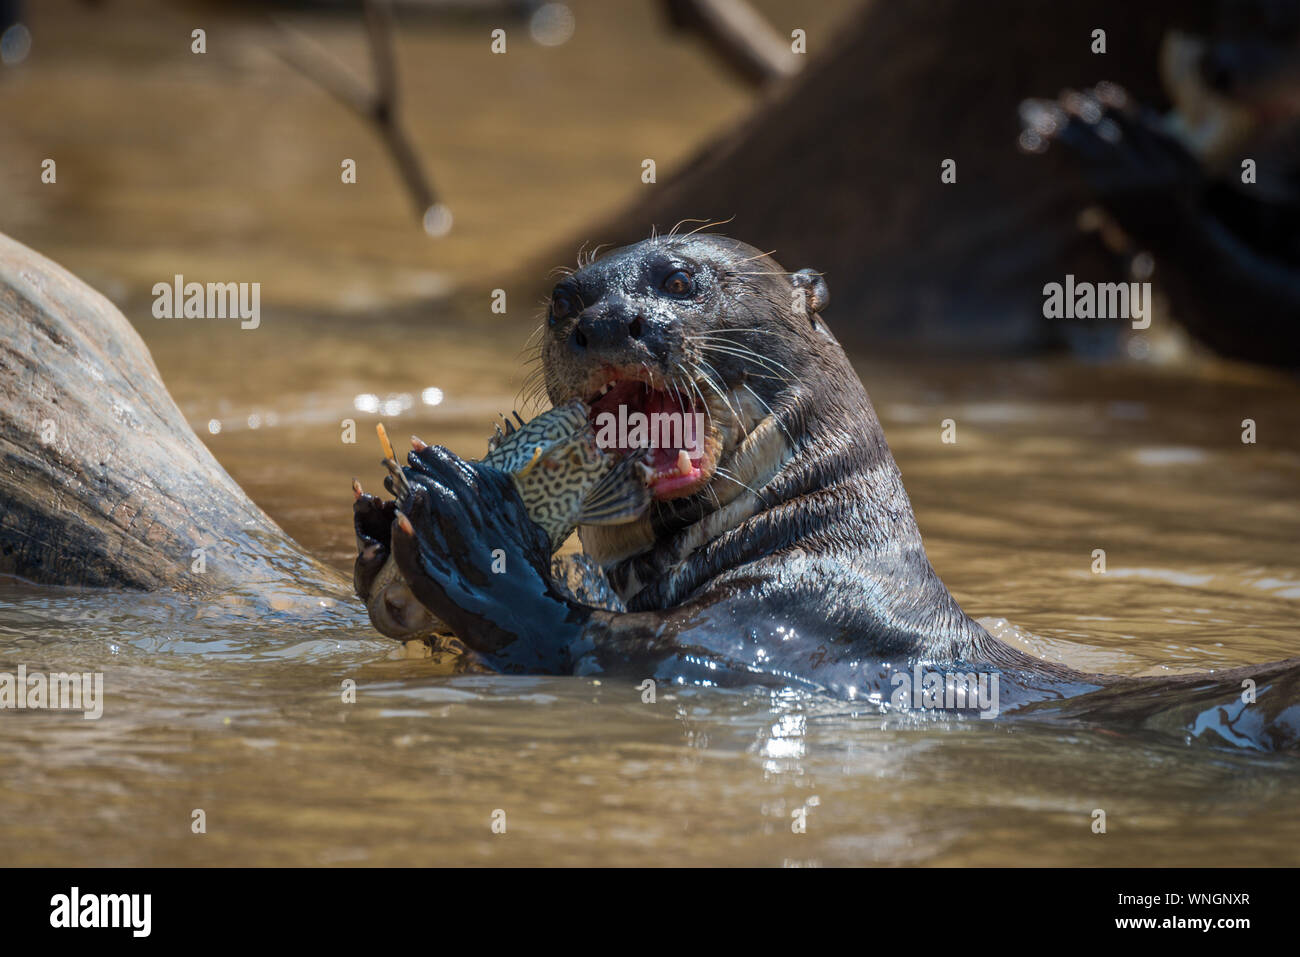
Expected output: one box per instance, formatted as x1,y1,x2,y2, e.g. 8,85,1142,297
381,457,410,498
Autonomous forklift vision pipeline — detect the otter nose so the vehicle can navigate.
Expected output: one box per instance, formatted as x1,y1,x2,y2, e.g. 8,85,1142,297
570,309,644,352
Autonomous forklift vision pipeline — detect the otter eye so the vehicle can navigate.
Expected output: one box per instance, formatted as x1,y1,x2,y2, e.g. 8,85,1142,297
661,270,693,297
550,289,575,325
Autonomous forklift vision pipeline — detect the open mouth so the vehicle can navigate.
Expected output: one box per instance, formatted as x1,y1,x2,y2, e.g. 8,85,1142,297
584,369,717,500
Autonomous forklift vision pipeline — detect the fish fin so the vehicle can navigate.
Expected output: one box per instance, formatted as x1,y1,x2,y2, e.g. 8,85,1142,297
488,411,520,455
576,451,652,526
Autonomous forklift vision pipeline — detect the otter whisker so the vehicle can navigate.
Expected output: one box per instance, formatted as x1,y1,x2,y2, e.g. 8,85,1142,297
713,464,771,508
517,372,546,399
688,376,718,428
675,360,734,439
515,365,551,412
684,215,736,237
691,342,796,384
686,328,787,343
707,365,792,388
668,217,706,238
520,322,548,357
675,361,711,418
693,338,797,376
667,215,738,239
690,357,747,427
667,366,690,415
687,332,788,350
727,249,778,267
690,356,726,390
574,241,612,270
740,381,795,448
685,358,744,433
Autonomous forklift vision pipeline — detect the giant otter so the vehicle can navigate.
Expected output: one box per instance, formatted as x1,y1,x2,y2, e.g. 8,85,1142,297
367,233,1300,745
1,228,1296,748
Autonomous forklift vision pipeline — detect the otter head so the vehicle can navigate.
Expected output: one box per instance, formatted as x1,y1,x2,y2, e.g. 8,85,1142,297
541,233,830,509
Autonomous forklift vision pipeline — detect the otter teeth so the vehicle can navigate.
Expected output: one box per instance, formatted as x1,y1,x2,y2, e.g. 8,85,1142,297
676,450,692,476
595,382,616,397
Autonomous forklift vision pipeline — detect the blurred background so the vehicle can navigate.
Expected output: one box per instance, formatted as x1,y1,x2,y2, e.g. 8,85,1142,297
1,0,852,311
6,0,1298,358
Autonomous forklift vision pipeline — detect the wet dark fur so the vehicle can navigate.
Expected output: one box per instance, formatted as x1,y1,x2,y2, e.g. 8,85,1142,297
381,233,1300,750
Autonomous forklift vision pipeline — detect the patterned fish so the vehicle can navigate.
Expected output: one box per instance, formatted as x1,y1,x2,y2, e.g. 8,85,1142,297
355,400,648,641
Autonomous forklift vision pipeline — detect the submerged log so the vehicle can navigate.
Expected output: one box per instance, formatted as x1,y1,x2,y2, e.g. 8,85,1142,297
0,231,346,601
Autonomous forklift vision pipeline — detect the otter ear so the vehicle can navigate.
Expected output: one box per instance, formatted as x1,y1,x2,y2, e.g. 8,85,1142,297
791,268,829,319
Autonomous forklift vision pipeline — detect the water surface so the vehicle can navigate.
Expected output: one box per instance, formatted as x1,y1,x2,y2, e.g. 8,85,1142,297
3,323,1298,866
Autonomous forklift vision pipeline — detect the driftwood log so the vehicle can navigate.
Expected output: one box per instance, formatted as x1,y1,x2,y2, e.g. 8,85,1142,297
0,231,346,601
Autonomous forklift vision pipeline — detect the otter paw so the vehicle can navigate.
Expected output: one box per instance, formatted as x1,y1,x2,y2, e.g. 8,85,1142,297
388,445,559,659
352,481,397,601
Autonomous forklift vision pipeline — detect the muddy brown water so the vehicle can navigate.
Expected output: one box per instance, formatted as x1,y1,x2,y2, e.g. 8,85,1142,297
1,0,1298,866
3,320,1298,866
